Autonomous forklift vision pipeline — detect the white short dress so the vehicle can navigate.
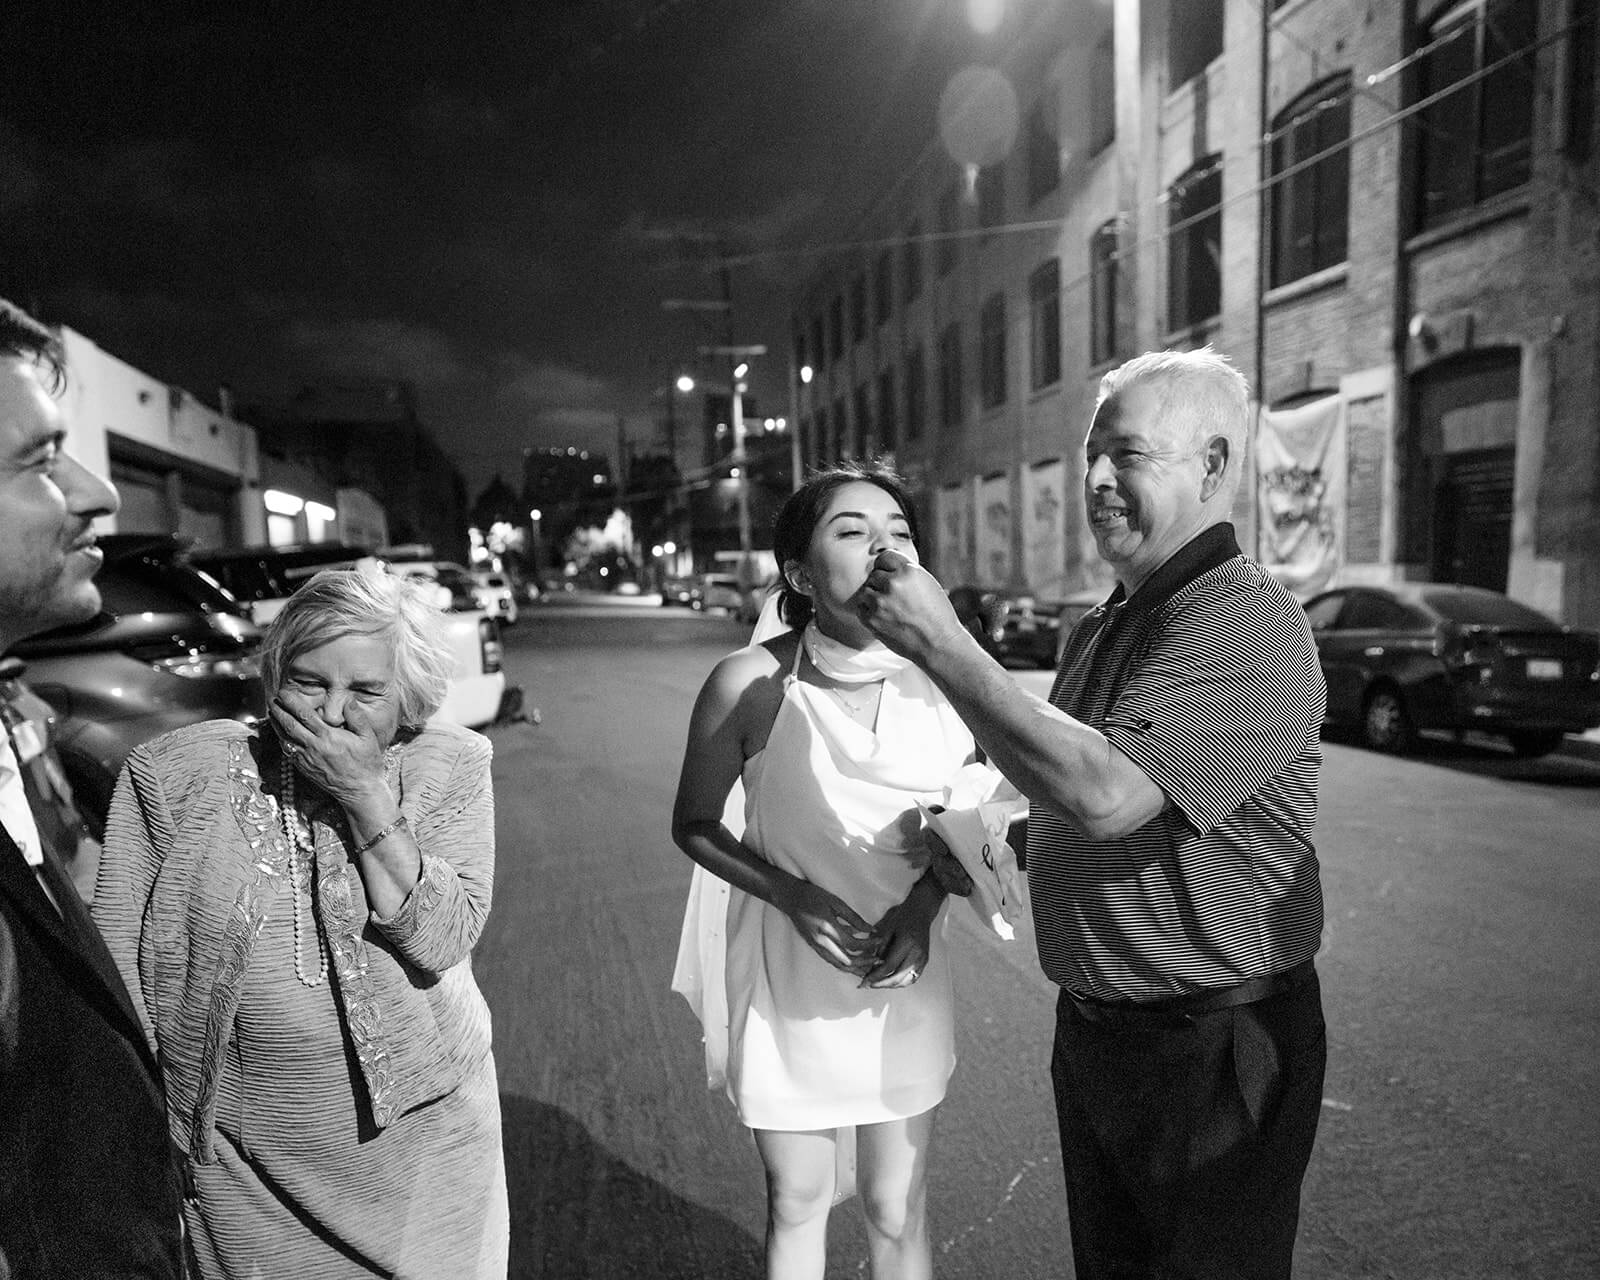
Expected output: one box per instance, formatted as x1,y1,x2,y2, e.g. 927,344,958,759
720,642,976,1131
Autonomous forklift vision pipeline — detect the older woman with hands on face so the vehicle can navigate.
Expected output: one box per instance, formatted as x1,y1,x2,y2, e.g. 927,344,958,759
92,567,508,1280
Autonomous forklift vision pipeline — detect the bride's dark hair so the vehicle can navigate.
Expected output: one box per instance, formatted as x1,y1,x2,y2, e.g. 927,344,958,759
770,460,921,630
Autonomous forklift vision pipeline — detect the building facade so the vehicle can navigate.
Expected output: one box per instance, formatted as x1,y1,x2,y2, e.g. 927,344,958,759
789,0,1600,629
59,327,268,548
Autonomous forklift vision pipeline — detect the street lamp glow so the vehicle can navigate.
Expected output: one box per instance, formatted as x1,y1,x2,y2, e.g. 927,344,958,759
662,540,676,555
529,509,541,521
800,364,814,384
733,362,749,379
676,374,695,393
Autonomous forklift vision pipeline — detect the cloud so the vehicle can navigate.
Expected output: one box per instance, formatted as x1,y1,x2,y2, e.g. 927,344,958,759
284,317,468,385
494,357,615,411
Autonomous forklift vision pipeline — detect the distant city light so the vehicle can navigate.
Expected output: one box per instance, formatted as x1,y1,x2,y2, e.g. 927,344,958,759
730,467,742,479
662,541,676,555
529,508,542,521
733,362,749,379
592,473,604,485
763,418,775,430
676,374,695,393
800,365,814,384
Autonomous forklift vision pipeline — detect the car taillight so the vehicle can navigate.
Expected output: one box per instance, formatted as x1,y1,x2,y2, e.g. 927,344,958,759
479,618,502,674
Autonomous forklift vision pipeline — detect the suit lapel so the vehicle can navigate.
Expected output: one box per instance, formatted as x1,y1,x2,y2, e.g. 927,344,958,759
0,822,156,1068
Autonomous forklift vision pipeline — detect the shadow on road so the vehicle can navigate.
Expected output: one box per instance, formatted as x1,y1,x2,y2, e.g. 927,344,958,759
501,1093,763,1279
1321,726,1600,788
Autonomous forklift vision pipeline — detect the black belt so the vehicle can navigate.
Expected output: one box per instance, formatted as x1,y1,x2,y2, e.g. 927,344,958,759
1065,959,1317,1024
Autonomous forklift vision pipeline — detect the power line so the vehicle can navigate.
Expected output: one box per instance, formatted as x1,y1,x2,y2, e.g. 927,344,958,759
716,13,1593,277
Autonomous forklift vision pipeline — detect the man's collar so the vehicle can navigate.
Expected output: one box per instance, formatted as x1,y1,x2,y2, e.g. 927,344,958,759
1105,523,1242,620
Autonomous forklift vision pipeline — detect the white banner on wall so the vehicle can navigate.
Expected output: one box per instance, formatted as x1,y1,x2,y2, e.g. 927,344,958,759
1256,395,1345,597
1021,458,1067,595
975,472,1013,588
936,483,973,586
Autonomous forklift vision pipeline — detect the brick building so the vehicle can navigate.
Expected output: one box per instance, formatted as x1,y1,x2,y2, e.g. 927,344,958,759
789,0,1599,628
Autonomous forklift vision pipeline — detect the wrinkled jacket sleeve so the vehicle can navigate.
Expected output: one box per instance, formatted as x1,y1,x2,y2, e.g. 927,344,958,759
91,748,172,1059
369,731,494,974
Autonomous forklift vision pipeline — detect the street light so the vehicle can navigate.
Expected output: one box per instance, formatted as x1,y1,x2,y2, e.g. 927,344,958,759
698,342,767,567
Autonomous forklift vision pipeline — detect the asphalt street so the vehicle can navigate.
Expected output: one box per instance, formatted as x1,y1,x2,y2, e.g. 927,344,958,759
474,597,1600,1279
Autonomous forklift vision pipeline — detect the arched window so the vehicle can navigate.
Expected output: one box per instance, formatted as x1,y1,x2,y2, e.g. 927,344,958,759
1270,75,1351,286
1412,0,1536,227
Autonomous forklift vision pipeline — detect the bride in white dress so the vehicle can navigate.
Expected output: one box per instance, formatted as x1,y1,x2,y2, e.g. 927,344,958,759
673,464,979,1280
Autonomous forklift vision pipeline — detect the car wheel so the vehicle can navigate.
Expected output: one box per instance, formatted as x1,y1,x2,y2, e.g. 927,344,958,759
1506,729,1565,758
1362,686,1417,754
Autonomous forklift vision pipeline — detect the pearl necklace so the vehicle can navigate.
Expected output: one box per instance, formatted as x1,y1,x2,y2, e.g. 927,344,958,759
277,755,330,989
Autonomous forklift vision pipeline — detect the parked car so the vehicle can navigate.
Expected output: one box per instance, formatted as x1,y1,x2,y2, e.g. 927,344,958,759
189,542,381,625
700,573,745,616
659,575,704,609
190,544,508,731
1303,582,1600,757
1051,587,1115,665
471,571,518,625
8,534,267,837
947,586,1006,658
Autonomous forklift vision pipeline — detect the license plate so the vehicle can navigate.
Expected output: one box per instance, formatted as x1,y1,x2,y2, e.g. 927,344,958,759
1526,658,1562,680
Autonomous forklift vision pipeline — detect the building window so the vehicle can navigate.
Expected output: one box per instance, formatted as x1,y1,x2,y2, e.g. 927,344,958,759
810,316,825,374
876,369,897,450
937,184,960,276
850,274,868,345
874,249,894,325
1089,28,1116,154
980,293,1007,410
1029,260,1061,390
1026,95,1060,204
1270,75,1351,287
904,347,926,442
829,296,844,360
938,322,963,428
903,219,924,301
1413,0,1536,228
977,165,1005,239
1169,0,1223,89
1090,221,1120,366
1569,0,1594,159
1167,156,1222,331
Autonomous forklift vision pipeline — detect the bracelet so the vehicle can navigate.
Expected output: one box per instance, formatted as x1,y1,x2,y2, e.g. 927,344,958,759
351,814,409,855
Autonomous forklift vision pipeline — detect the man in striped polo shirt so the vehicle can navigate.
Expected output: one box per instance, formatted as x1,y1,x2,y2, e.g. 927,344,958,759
859,347,1327,1279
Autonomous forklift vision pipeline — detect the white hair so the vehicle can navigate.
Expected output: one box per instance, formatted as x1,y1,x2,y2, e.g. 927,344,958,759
1097,347,1251,504
261,567,455,730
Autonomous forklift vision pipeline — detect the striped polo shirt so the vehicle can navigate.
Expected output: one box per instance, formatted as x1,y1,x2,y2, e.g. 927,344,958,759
1027,524,1326,1002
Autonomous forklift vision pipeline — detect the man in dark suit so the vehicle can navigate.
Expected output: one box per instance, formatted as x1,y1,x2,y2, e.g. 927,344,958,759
0,298,186,1277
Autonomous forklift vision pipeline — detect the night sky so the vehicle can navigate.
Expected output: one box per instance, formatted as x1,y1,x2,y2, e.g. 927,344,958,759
2,0,1009,496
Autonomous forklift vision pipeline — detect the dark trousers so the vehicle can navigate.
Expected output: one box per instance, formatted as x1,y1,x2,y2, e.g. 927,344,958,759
1050,970,1326,1280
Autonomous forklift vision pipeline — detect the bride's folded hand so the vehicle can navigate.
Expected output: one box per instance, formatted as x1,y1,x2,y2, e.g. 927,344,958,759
778,878,879,976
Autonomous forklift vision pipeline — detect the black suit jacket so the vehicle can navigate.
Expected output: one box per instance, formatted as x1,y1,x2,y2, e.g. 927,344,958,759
0,812,185,1278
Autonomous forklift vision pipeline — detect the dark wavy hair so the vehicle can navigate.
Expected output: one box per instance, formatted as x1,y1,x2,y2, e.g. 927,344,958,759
0,297,65,392
771,460,921,630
